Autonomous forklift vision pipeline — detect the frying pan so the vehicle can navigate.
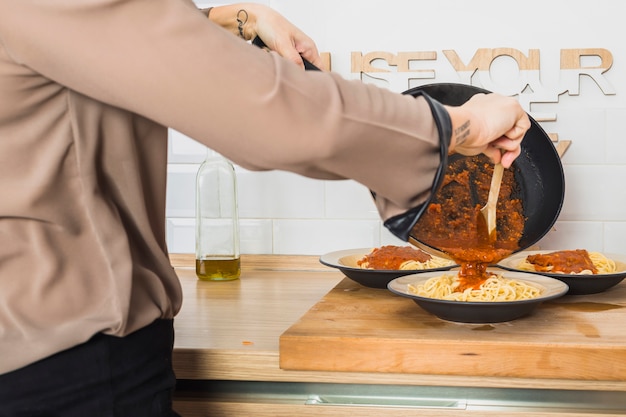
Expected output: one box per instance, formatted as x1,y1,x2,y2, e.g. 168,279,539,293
401,83,565,254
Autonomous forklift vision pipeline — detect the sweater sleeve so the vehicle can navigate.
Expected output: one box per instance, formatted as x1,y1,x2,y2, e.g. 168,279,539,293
0,0,449,213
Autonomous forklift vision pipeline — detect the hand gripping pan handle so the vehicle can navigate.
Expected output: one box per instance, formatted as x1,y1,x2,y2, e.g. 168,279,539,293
252,36,321,71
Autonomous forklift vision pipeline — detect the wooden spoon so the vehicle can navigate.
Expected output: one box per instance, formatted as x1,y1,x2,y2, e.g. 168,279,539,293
479,163,504,241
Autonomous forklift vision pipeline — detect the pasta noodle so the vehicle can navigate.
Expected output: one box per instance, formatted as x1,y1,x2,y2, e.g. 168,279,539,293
516,250,617,275
399,257,455,270
408,272,542,302
591,252,618,274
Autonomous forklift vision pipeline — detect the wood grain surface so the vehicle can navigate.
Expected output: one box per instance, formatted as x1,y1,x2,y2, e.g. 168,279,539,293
170,255,626,391
280,276,626,380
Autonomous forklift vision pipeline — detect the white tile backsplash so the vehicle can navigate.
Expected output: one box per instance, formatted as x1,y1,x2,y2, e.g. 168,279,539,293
273,219,382,255
240,219,274,253
167,0,626,256
168,129,207,164
165,163,198,218
167,216,275,254
541,108,606,165
325,180,379,219
605,108,626,164
604,222,626,255
530,221,605,252
166,218,196,254
559,164,626,222
237,169,325,219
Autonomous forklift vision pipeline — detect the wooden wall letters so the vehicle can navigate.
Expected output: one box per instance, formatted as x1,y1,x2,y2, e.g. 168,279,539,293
348,48,615,157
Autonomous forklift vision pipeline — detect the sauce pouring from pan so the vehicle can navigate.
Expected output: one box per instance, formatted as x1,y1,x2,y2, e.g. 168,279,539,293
403,83,565,290
410,154,524,290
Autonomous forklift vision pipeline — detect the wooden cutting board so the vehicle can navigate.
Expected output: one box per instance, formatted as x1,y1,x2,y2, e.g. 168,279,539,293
279,277,626,380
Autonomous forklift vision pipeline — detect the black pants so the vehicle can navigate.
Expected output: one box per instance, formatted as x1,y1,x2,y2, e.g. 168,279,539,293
0,319,181,417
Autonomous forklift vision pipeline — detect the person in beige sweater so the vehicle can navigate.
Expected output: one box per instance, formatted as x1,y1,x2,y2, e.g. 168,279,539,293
0,1,528,415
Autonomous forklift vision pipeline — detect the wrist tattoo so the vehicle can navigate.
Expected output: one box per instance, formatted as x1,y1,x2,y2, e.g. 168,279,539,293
454,120,470,145
236,9,248,39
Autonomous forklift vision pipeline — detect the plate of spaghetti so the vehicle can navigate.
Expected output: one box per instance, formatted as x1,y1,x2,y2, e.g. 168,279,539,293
319,245,457,289
387,269,568,323
497,250,626,295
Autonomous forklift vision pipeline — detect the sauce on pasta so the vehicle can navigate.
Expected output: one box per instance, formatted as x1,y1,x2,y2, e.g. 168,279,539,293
357,245,455,270
517,249,617,275
526,249,597,274
357,245,431,270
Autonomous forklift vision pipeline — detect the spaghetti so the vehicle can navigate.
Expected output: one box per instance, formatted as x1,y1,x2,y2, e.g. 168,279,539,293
408,272,542,302
399,257,455,270
516,250,617,275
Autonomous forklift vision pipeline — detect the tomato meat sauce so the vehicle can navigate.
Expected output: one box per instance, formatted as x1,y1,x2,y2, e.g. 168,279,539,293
526,249,598,274
411,155,526,291
357,245,431,270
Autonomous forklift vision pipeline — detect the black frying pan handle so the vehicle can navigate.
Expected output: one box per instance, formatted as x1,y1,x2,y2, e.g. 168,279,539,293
252,36,321,71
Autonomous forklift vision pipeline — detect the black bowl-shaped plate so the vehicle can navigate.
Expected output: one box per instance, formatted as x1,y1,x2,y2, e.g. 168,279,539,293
387,269,569,323
319,248,457,289
497,250,626,295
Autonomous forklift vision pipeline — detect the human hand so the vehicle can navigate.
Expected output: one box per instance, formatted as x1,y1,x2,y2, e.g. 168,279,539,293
208,3,323,70
445,93,530,169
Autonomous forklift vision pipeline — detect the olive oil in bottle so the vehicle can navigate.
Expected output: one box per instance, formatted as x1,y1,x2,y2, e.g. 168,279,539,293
195,149,240,281
195,258,241,281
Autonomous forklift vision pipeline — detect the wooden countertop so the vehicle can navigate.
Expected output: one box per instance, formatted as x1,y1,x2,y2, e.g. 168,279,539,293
170,254,626,392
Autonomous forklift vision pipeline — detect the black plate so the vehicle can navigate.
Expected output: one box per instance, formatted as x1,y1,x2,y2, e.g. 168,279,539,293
498,250,626,295
387,269,569,323
403,83,565,254
319,248,456,289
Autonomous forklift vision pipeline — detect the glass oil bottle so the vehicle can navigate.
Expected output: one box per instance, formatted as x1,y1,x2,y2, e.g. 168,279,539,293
195,149,240,281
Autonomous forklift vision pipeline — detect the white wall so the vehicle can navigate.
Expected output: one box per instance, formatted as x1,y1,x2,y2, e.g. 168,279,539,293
167,0,626,256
